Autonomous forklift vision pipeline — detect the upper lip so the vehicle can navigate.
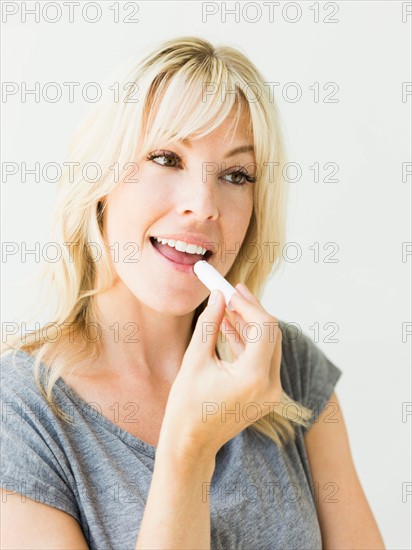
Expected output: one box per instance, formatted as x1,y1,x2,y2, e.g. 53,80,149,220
150,233,218,254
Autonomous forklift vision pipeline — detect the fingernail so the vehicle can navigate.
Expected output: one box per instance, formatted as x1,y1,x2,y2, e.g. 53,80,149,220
236,283,249,297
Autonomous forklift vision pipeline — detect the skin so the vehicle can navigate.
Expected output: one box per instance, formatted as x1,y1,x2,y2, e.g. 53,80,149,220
91,105,255,389
1,104,386,550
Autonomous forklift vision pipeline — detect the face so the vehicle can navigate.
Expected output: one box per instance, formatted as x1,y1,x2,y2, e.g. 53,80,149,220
101,105,255,315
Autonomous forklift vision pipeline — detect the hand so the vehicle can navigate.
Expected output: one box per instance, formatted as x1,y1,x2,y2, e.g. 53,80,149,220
158,283,283,463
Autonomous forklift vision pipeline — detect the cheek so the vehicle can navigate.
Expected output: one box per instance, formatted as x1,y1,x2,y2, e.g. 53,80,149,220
223,189,253,230
103,189,145,255
220,192,254,249
105,183,165,237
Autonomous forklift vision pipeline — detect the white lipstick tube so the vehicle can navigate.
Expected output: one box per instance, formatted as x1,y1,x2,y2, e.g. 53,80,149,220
193,260,236,307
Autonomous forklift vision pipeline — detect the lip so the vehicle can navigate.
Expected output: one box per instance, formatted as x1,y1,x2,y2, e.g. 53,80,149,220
150,237,212,274
150,233,219,254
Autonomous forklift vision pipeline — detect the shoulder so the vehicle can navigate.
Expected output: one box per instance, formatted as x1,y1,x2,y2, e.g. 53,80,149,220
0,349,61,430
1,351,83,529
277,319,324,363
1,349,44,399
1,350,36,395
277,319,343,430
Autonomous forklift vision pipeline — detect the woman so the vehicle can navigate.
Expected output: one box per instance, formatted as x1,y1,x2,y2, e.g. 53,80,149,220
1,36,385,549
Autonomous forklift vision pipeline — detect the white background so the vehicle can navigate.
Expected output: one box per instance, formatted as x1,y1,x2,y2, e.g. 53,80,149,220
1,1,411,547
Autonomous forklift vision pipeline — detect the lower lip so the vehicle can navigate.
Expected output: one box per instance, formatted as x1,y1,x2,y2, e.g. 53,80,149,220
150,238,202,274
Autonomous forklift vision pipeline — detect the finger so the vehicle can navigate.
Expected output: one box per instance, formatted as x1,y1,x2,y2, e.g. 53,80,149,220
234,283,262,308
234,283,274,319
227,292,278,366
229,284,268,315
220,316,245,358
227,289,268,322
224,308,248,347
227,287,280,354
188,289,226,361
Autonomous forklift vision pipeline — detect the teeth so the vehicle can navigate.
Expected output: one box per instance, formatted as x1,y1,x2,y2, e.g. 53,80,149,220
154,237,207,256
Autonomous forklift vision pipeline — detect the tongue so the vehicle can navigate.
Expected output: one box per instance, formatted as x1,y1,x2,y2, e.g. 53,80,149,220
152,239,205,265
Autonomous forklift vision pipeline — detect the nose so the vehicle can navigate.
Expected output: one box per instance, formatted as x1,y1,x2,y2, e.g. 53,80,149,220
176,174,219,221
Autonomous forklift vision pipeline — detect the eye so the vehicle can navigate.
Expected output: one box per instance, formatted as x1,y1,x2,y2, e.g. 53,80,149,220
146,151,181,168
222,170,256,186
145,150,256,187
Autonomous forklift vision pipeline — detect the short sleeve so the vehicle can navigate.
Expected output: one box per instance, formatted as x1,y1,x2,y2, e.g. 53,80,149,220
0,353,81,524
297,331,343,434
279,322,343,435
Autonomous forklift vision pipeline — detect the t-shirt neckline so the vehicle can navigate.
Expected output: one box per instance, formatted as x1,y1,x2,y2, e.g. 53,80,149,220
16,349,158,459
54,375,158,459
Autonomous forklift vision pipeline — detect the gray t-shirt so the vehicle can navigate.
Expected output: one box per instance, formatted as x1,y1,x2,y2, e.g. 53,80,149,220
1,320,342,550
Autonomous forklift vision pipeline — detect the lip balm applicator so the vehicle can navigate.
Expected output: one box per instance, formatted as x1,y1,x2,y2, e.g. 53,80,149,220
193,260,237,308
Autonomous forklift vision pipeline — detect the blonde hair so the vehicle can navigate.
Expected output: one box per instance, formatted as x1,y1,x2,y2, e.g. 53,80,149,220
1,36,313,448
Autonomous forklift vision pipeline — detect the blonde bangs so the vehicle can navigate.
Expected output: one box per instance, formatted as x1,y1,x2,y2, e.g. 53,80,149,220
139,57,252,155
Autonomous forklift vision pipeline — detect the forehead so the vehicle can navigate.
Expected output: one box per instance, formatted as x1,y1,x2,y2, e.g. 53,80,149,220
165,108,254,158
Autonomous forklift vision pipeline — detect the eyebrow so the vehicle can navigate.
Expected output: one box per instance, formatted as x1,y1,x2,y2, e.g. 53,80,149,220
180,139,254,158
224,145,255,158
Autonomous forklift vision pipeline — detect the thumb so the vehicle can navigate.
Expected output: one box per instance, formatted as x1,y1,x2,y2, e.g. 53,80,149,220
190,289,225,357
